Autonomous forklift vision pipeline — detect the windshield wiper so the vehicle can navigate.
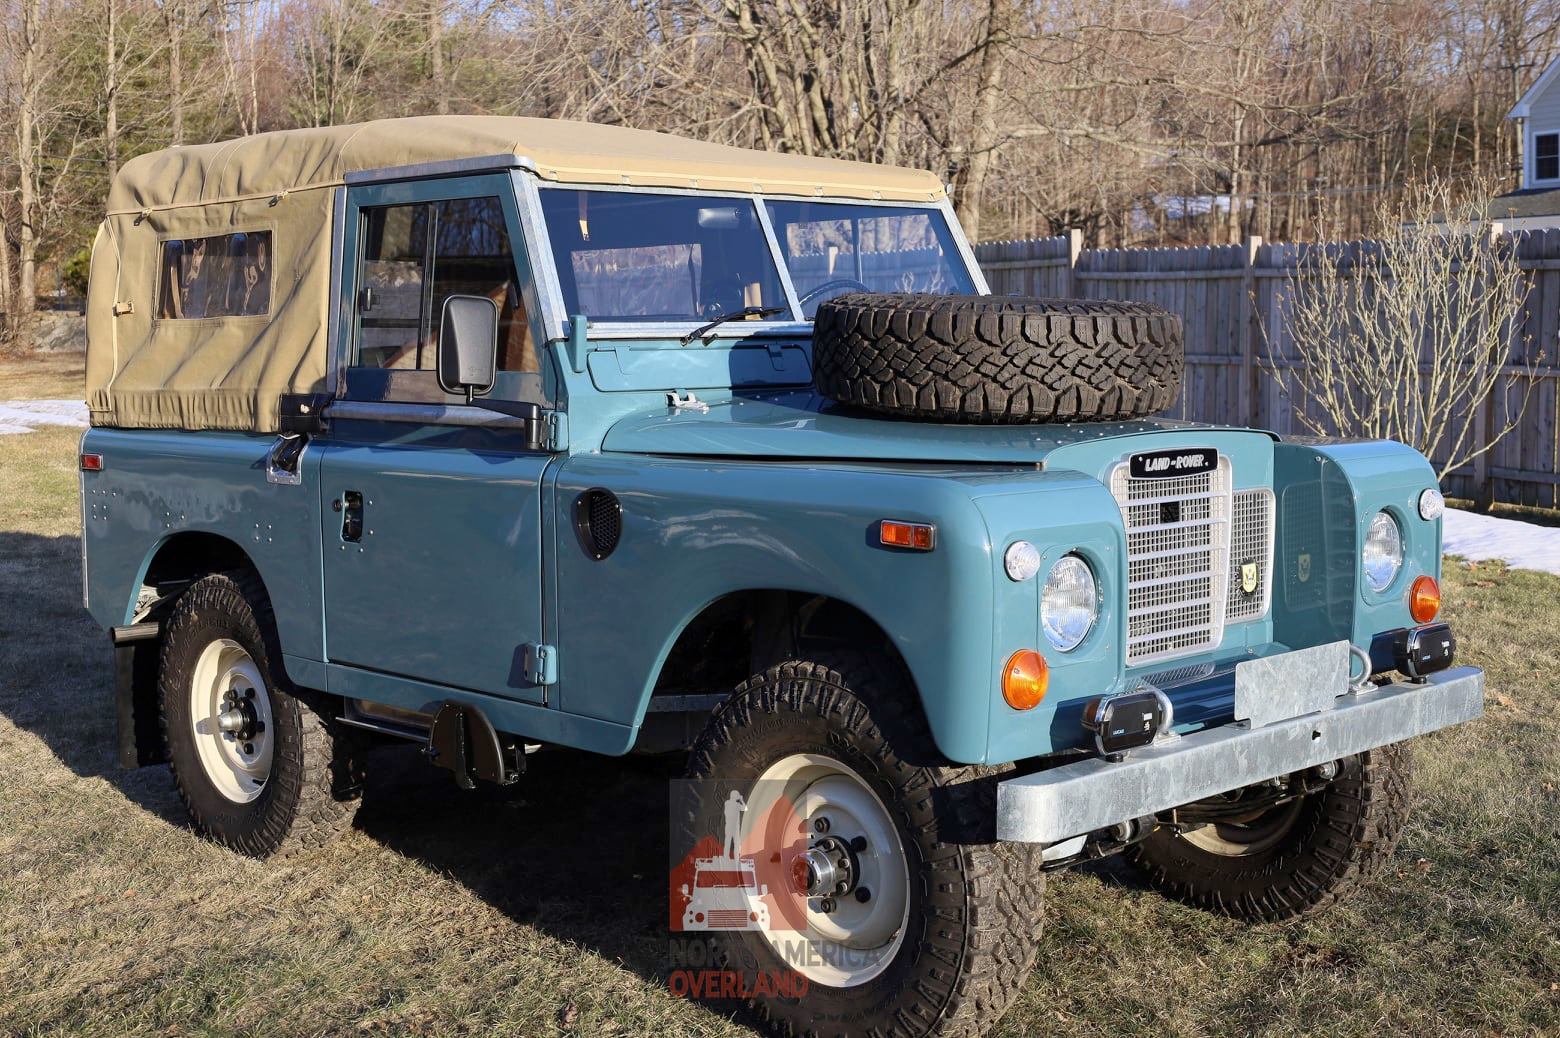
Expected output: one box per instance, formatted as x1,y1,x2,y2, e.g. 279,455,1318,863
680,305,787,345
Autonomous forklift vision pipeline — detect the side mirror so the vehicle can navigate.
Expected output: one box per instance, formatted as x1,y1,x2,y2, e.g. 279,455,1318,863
436,294,499,402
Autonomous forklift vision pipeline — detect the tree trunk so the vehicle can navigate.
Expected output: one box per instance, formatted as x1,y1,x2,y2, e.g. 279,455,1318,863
105,0,119,180
167,0,184,144
15,0,41,346
429,0,449,115
953,0,1010,244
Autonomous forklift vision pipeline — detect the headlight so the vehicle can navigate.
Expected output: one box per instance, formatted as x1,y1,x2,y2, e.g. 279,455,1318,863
1042,554,1097,652
1362,511,1402,592
1418,488,1445,520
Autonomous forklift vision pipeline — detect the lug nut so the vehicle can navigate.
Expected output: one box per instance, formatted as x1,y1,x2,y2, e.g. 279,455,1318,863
818,897,836,913
813,817,830,834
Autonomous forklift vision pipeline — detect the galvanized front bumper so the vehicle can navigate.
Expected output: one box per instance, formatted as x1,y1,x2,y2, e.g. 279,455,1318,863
996,665,1484,844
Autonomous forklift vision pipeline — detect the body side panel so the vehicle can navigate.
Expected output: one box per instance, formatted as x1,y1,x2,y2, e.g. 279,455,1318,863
81,426,325,681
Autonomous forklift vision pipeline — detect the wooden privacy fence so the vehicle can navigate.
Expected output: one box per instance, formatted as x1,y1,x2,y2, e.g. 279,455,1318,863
975,229,1560,508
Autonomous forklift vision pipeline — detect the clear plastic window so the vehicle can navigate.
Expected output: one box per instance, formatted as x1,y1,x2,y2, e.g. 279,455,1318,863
158,231,271,319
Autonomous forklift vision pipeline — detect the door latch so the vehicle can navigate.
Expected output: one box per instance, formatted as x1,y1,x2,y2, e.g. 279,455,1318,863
339,490,364,542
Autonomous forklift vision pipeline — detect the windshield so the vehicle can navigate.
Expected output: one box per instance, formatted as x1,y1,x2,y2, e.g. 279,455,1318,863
764,200,975,317
539,189,787,323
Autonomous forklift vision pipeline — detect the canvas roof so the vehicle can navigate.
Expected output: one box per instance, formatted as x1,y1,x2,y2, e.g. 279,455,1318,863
107,116,947,214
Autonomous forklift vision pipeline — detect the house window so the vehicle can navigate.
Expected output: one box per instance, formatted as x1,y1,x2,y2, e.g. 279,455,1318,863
1538,132,1559,182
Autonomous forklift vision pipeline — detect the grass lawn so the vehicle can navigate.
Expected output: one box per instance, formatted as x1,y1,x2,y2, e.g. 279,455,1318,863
1,352,1556,1037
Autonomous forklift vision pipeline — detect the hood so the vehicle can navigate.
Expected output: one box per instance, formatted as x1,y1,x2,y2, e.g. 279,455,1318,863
602,391,1274,466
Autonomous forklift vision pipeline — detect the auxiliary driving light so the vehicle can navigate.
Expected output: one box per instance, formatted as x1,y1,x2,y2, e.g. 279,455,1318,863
1393,622,1456,680
1409,575,1441,623
1081,689,1170,761
1002,650,1048,710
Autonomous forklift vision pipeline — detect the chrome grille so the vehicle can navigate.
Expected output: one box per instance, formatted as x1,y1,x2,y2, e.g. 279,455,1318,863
1111,455,1232,665
1226,489,1275,621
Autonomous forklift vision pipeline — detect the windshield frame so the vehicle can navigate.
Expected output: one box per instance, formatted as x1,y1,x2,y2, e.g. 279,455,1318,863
516,175,987,342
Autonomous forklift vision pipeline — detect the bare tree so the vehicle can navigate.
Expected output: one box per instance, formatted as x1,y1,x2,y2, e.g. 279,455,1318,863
1269,177,1545,481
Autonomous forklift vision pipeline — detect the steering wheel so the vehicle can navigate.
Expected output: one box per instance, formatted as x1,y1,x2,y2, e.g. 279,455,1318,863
798,278,872,307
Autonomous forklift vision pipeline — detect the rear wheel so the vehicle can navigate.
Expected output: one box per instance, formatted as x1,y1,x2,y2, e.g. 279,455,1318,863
1126,746,1413,921
682,653,1044,1038
159,572,364,858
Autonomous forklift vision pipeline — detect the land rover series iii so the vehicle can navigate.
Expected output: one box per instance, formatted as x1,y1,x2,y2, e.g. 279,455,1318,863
81,116,1484,1038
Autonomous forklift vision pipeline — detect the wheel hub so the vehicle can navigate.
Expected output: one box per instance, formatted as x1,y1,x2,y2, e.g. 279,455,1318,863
793,835,858,898
217,688,264,742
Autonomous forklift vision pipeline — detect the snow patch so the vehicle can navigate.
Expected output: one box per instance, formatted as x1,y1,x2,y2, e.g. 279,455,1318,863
0,399,89,435
1442,507,1560,576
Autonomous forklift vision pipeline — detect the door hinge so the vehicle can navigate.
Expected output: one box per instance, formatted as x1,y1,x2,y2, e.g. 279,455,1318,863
523,643,558,685
545,411,568,451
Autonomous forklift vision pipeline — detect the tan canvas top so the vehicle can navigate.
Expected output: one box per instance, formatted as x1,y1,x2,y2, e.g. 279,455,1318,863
108,116,946,214
90,117,946,433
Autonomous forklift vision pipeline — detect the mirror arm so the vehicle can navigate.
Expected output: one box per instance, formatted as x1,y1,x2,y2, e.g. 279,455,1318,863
471,398,547,451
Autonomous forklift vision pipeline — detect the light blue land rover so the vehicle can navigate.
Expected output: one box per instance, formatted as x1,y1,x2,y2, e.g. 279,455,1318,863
81,116,1483,1038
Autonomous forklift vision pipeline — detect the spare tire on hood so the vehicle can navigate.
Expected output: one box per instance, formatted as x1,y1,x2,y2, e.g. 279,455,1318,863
811,293,1183,424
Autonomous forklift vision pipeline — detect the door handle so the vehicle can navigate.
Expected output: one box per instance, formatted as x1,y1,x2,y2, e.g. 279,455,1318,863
339,490,364,542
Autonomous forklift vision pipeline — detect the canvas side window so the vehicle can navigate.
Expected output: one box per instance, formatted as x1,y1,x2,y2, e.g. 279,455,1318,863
158,231,271,319
354,196,536,377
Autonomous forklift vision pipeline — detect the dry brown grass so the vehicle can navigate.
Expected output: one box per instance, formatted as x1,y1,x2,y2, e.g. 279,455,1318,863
0,351,1555,1037
0,350,86,400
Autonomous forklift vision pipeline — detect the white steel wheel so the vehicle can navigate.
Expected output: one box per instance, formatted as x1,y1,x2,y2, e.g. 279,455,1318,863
188,637,274,804
745,752,910,988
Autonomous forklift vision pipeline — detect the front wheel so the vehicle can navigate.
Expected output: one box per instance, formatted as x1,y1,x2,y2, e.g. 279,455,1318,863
681,654,1044,1038
1127,745,1413,921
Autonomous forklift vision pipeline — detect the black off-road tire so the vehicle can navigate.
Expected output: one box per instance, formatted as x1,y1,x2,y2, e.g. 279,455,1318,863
159,571,365,858
1126,746,1413,921
682,653,1045,1038
812,293,1183,423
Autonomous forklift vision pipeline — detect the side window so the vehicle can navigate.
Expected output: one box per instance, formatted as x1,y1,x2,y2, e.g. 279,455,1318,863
158,230,271,319
353,195,537,379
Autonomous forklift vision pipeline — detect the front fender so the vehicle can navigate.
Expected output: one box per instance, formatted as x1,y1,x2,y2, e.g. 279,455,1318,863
549,454,1006,763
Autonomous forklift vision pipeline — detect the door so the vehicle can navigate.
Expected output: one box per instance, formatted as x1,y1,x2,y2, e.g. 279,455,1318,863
320,175,554,703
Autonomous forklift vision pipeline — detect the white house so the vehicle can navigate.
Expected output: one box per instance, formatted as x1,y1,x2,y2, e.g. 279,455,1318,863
1496,55,1560,229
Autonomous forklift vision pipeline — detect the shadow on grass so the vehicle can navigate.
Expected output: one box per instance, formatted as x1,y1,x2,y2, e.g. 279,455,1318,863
1,528,1155,1013
0,530,701,994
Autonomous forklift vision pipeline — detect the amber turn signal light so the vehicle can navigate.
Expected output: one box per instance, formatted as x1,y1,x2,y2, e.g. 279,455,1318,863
1002,650,1049,710
880,520,935,551
1409,575,1440,624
